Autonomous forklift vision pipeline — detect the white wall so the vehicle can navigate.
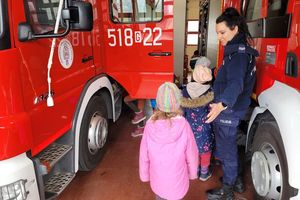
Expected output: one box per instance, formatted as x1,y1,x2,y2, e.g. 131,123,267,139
173,0,187,83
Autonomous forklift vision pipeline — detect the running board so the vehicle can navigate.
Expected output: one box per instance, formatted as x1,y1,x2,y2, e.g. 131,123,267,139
45,172,75,199
38,143,72,173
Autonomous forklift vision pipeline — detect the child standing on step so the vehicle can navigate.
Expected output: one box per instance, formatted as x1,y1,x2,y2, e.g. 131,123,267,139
181,57,215,181
139,82,198,200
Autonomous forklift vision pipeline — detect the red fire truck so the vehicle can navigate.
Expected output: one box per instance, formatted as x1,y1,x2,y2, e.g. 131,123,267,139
2,0,299,199
201,0,300,199
0,0,174,199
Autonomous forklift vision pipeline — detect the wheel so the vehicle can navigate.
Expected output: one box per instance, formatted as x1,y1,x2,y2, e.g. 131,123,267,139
79,95,109,171
251,121,290,200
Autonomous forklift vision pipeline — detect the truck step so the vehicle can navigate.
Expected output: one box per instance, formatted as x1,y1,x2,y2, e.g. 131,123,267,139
38,143,72,172
45,172,75,198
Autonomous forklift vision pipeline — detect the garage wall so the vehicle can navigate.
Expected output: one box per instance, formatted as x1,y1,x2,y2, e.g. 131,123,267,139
173,0,187,83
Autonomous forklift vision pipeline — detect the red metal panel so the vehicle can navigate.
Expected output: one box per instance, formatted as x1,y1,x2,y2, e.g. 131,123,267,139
0,49,32,160
100,0,174,99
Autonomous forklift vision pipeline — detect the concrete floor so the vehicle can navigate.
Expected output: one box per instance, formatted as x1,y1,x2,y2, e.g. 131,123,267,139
58,109,255,200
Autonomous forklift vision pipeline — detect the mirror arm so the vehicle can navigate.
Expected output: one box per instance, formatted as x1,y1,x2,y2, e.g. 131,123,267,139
32,21,70,39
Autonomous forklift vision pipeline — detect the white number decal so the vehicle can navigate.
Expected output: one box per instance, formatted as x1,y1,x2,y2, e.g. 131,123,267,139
107,27,162,47
143,28,152,46
124,28,133,46
117,29,122,46
108,29,116,46
135,31,142,43
153,27,162,46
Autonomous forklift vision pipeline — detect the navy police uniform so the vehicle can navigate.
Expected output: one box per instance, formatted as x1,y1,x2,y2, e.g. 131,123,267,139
213,33,259,185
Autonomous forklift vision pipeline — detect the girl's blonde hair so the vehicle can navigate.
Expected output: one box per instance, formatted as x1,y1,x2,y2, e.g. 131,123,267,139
151,108,183,121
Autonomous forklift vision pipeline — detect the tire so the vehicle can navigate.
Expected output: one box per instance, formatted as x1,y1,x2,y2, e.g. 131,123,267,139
79,95,109,171
251,121,290,200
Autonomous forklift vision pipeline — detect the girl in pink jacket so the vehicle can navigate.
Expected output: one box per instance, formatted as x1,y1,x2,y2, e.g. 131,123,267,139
139,82,199,200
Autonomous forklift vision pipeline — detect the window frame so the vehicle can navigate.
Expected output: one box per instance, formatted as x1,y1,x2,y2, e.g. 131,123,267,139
0,0,11,50
186,19,199,46
109,0,164,24
244,0,263,21
244,0,291,38
23,0,63,35
267,0,288,18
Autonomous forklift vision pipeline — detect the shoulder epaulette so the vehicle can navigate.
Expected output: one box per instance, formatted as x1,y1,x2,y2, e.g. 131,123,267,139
224,44,259,57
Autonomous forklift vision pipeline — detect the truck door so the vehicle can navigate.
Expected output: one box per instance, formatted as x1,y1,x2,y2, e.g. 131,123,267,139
286,1,300,91
243,0,290,96
100,0,174,99
12,0,94,155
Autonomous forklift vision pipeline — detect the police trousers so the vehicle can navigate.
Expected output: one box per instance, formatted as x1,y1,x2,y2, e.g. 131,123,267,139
213,114,240,185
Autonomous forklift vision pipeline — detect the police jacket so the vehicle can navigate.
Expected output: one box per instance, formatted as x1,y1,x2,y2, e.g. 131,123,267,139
213,33,259,118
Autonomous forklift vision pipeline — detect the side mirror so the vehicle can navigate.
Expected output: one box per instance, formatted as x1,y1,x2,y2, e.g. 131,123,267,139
69,1,93,31
18,1,93,42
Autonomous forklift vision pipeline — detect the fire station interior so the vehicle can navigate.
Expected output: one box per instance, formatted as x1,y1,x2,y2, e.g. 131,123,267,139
57,0,256,199
2,0,298,199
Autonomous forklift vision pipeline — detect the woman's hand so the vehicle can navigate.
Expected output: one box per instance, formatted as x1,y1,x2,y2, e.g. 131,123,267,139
205,102,226,123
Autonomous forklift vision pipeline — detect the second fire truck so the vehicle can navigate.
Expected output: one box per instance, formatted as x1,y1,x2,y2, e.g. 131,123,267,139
201,0,300,199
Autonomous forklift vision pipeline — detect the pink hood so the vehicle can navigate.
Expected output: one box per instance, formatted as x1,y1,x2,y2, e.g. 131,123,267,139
147,117,187,144
139,116,198,200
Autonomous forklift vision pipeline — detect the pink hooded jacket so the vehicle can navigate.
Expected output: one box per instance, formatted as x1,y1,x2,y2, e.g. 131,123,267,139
139,116,199,200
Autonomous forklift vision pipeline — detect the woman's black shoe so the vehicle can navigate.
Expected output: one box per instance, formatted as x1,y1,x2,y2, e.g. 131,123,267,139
234,176,245,193
207,184,234,200
219,176,245,193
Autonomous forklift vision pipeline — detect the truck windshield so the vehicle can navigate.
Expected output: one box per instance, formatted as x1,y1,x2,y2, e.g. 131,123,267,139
24,0,61,34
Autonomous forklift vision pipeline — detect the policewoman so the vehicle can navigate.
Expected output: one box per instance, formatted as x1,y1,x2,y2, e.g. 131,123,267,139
205,7,259,199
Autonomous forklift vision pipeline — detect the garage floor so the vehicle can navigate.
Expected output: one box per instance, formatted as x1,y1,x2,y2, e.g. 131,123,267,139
58,109,255,200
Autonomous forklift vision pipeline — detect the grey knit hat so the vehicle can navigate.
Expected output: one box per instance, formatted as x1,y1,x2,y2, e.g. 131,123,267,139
195,56,214,69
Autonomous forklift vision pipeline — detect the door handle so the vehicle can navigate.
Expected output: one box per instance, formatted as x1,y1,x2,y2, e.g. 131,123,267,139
148,52,172,56
82,55,93,63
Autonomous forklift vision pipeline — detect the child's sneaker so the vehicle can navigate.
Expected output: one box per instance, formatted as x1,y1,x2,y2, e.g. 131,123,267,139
131,126,144,137
199,170,212,181
131,111,146,124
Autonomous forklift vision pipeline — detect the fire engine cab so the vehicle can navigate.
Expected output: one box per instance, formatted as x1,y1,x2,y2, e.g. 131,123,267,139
200,0,300,199
0,0,175,199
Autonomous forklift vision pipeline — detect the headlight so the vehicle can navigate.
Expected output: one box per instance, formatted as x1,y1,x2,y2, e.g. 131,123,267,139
0,180,28,200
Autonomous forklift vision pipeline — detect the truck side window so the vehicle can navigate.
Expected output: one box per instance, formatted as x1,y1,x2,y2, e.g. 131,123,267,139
245,0,262,21
0,0,11,50
24,0,60,34
111,0,163,23
111,0,133,22
267,0,288,17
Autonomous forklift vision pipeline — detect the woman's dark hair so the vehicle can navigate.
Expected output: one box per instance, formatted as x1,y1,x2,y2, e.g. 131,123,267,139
216,7,253,45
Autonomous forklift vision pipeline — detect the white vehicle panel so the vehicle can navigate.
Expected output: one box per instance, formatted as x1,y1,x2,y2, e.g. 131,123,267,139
257,81,300,189
0,153,40,200
290,194,300,200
